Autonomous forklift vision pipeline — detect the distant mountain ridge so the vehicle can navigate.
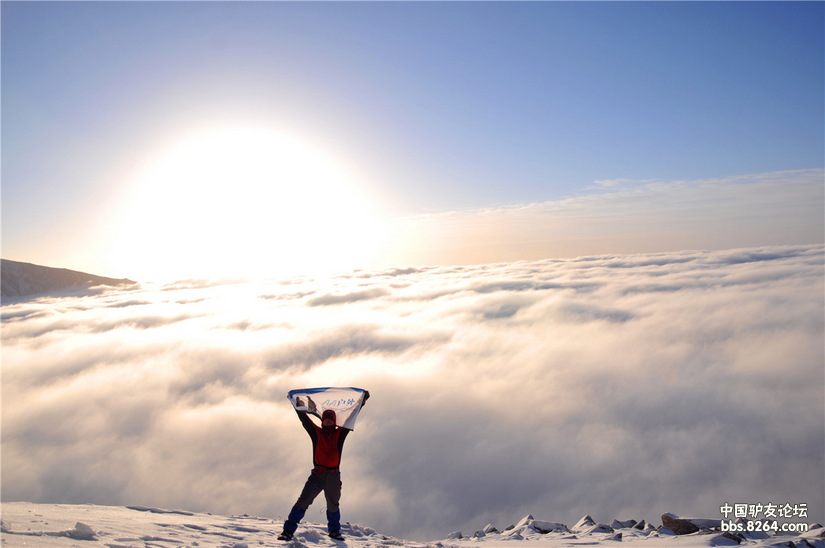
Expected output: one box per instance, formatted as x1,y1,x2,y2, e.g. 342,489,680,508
1,259,136,300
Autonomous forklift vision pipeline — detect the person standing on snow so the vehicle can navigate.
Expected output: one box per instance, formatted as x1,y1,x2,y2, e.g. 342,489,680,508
279,391,369,541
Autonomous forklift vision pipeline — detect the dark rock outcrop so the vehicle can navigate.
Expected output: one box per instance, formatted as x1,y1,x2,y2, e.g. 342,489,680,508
1,259,135,299
661,513,699,535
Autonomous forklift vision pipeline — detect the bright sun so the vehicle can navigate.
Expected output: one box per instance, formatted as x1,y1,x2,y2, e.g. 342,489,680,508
113,126,384,281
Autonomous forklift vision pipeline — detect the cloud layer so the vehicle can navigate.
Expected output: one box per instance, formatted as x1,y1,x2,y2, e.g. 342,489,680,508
2,244,823,540
385,169,825,268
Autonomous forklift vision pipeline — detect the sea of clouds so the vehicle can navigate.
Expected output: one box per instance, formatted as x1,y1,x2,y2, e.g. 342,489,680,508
2,243,823,540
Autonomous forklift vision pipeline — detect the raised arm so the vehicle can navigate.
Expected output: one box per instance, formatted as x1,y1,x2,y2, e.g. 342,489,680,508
295,408,316,437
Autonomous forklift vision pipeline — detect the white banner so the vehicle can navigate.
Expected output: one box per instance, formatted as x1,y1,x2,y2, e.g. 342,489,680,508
287,387,367,430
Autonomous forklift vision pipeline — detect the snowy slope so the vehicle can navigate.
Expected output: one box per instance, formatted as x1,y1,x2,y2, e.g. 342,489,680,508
0,259,136,299
1,503,823,548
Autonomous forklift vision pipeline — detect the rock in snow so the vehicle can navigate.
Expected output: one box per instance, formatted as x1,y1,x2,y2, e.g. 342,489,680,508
662,513,701,535
573,514,597,532
1,502,823,548
662,513,723,535
612,519,638,529
64,522,96,541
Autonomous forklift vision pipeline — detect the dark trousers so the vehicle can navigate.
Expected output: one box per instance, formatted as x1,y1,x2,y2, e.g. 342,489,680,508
283,470,342,534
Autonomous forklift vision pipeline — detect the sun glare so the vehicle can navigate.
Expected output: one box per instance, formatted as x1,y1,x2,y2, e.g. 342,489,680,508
112,126,384,281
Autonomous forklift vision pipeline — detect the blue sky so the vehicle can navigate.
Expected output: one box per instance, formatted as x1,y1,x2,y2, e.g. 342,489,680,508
2,1,823,280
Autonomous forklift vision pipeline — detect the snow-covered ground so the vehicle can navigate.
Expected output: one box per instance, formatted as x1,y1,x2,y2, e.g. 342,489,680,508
1,503,823,548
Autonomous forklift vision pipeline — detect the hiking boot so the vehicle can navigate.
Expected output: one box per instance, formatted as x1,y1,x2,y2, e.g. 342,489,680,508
278,531,294,541
329,531,345,540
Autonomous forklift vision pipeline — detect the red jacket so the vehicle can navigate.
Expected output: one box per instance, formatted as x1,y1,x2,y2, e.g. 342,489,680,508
297,411,350,469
